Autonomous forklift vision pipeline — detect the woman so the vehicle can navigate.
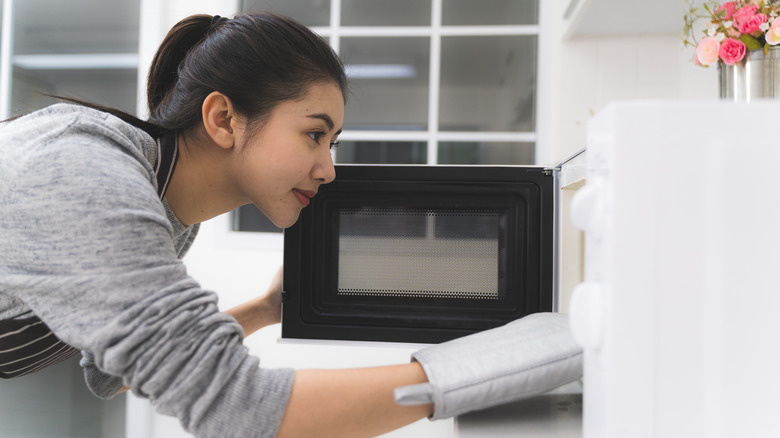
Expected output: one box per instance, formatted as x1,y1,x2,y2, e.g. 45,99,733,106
0,12,581,438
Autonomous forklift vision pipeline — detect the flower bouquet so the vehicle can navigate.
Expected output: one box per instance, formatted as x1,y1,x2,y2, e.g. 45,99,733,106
683,0,780,66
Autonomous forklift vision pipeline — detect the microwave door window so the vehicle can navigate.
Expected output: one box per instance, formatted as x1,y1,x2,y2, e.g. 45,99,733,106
337,208,506,300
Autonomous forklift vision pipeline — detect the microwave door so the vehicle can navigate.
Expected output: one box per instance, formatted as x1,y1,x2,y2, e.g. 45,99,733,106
282,165,557,343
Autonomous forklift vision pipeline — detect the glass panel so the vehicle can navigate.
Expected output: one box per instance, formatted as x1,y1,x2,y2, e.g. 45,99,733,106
340,37,429,131
442,0,537,25
438,142,535,165
337,208,503,299
241,0,330,27
13,0,139,54
233,205,283,233
11,68,137,117
439,35,536,132
341,0,431,26
336,140,427,164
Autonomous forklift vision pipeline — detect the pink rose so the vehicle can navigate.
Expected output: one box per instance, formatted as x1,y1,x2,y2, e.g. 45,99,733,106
695,37,721,66
716,1,738,20
733,4,760,32
737,12,767,34
719,38,747,65
767,18,780,45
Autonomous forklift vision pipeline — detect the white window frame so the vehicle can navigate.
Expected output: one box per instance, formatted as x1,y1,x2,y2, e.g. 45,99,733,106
1,0,16,120
313,0,547,166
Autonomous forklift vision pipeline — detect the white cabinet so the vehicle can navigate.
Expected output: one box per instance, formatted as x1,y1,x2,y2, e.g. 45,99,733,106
0,0,140,119
548,0,714,171
562,0,684,39
0,358,127,438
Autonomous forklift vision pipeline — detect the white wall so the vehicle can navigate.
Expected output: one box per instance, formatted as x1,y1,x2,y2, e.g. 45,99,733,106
547,0,719,163
550,34,718,162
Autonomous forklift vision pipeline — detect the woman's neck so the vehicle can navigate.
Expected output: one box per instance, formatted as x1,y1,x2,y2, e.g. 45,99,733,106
164,131,247,226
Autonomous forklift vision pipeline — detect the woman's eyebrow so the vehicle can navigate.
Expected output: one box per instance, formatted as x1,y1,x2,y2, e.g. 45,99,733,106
307,113,341,135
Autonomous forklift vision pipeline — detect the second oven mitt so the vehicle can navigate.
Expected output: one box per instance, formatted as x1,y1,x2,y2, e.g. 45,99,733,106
394,312,582,420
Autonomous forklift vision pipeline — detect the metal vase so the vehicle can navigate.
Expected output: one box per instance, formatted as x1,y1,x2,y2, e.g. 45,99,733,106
719,47,780,101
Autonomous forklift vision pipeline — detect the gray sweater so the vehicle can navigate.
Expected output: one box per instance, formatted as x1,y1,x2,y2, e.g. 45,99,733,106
0,104,295,437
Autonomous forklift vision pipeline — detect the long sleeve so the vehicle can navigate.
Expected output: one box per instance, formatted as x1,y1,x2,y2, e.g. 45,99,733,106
0,105,294,437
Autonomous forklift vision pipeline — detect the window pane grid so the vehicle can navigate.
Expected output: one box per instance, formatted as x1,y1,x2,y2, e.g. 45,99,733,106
427,0,442,165
248,1,539,165
324,0,538,165
337,131,535,143
313,25,539,38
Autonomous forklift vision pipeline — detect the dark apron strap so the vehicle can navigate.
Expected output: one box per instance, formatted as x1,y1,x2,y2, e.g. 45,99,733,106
155,129,179,200
0,316,80,378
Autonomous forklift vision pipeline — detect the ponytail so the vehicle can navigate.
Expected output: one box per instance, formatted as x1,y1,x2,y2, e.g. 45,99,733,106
146,12,348,135
146,15,216,119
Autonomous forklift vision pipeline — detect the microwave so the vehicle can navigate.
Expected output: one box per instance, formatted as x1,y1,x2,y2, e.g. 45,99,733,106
282,161,579,344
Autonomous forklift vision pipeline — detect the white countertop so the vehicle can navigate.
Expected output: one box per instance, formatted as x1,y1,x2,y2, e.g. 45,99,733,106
455,380,583,438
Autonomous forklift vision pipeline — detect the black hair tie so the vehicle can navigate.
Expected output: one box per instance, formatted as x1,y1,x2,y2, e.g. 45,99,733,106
211,15,222,26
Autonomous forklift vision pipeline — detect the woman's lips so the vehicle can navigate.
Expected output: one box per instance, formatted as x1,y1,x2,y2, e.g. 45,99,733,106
293,189,315,207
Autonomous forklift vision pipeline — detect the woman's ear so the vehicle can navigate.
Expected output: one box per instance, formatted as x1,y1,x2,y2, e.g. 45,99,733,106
202,91,238,150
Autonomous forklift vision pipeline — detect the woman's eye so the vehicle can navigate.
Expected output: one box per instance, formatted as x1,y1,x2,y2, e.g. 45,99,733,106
329,140,340,150
308,131,324,143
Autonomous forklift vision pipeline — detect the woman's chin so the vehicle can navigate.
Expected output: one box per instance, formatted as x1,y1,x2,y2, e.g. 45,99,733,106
268,212,301,229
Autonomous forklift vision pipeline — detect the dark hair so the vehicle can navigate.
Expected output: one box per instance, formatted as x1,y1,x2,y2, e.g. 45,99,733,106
147,12,348,137
26,12,347,139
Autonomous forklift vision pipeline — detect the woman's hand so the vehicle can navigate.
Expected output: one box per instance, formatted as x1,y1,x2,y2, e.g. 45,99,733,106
225,265,284,337
261,264,283,324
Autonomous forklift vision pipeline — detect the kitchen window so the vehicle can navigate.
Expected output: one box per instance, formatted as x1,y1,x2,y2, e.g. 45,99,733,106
236,0,541,232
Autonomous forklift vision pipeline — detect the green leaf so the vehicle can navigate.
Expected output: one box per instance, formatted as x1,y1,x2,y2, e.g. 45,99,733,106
740,34,762,51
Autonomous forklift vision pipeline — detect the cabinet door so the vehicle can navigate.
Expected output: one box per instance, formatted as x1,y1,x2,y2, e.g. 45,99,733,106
0,359,127,437
6,0,140,117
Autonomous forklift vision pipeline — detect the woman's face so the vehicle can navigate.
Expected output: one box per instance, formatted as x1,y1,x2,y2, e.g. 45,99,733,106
230,82,344,228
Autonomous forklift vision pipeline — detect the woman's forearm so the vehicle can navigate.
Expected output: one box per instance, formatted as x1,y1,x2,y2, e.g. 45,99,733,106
220,267,434,437
113,292,280,397
225,266,283,336
277,362,433,438
225,294,279,336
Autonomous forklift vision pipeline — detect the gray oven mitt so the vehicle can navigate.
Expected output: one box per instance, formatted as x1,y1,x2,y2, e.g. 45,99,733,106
394,312,582,420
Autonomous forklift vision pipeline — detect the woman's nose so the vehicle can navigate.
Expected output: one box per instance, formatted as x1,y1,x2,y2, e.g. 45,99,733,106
314,149,336,184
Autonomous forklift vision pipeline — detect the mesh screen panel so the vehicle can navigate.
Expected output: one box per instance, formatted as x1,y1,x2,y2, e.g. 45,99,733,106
337,208,504,299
